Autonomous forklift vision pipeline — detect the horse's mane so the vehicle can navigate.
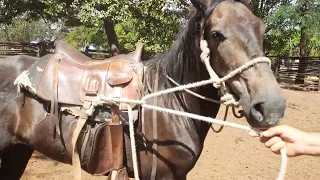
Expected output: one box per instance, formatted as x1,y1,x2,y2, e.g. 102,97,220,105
143,0,249,90
144,9,203,89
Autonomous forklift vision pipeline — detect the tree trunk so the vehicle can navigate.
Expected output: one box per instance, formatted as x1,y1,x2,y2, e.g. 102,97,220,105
103,19,120,56
295,1,311,85
295,27,309,84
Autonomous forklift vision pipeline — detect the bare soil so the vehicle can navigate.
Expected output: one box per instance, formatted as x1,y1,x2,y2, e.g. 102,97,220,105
21,89,320,180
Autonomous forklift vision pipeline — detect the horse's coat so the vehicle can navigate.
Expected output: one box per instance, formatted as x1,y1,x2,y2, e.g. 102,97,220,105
0,0,285,179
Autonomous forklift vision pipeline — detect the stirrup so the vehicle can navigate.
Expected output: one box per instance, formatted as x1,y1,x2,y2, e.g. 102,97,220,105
107,168,129,180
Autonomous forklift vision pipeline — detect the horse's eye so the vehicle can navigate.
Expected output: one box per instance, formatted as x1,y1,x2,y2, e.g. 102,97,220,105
211,31,219,37
210,31,225,40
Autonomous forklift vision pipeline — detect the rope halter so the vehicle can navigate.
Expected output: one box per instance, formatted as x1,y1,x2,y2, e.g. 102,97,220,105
198,38,286,180
199,39,271,107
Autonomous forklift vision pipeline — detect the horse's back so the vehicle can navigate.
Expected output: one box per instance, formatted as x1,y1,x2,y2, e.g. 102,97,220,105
0,55,38,154
0,55,38,81
0,55,38,98
0,55,39,118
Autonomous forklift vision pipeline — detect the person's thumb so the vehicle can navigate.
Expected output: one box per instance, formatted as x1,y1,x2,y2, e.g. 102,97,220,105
261,125,288,137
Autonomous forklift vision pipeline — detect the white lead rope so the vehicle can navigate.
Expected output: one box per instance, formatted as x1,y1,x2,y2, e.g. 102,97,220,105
98,44,287,180
127,104,140,180
141,104,287,180
99,96,287,180
279,148,288,180
141,57,271,102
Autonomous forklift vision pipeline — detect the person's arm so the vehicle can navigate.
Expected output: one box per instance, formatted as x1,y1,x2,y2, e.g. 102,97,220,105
299,132,320,156
304,132,320,146
250,125,320,157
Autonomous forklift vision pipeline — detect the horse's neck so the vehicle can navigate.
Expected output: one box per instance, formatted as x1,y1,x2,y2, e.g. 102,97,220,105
139,66,219,175
143,54,218,146
140,13,221,159
154,77,219,141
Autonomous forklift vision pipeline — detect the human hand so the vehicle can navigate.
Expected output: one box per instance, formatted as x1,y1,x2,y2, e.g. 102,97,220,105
250,125,308,157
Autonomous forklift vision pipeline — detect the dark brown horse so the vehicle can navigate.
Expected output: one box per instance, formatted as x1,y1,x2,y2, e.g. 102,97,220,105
0,0,286,179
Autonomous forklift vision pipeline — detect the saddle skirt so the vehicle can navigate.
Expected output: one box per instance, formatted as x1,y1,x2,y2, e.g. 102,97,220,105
15,41,144,109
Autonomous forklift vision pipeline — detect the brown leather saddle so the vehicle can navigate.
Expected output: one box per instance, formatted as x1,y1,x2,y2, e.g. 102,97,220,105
15,41,144,178
32,41,144,107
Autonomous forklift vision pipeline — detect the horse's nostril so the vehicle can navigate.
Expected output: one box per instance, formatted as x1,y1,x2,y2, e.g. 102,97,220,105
254,103,264,116
248,94,285,128
251,102,265,122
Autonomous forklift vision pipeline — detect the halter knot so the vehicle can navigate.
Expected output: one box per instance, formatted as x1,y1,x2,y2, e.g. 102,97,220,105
220,93,240,107
200,41,210,62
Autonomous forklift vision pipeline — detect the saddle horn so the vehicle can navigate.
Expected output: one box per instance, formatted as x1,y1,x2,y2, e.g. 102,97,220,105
133,43,144,62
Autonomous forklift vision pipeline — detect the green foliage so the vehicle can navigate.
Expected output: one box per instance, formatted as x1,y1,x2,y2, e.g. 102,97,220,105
0,18,65,42
264,4,299,56
0,0,188,53
115,20,139,51
66,26,108,50
77,0,187,52
250,0,291,21
0,0,83,26
251,0,320,56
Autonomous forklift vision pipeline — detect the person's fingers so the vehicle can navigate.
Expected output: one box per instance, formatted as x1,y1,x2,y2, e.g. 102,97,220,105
270,141,286,153
261,125,289,137
259,136,269,143
249,130,260,137
264,136,283,148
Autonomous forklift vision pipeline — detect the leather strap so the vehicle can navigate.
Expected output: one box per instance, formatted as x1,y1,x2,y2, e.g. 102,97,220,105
51,55,61,136
110,109,124,169
71,100,92,180
141,65,148,137
150,70,159,180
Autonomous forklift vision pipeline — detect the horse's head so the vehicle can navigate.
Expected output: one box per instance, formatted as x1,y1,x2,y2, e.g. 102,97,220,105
191,0,286,128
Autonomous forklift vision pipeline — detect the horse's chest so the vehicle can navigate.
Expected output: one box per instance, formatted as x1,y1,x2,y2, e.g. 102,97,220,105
137,136,201,179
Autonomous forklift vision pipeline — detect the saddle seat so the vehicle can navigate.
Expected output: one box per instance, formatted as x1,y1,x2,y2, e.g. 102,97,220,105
55,42,136,86
19,41,144,107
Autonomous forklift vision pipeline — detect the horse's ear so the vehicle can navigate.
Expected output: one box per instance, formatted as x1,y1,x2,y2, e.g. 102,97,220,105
190,0,212,12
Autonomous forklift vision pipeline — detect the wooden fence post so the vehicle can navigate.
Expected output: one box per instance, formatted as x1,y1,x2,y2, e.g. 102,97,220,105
274,58,280,81
318,64,320,91
37,45,41,58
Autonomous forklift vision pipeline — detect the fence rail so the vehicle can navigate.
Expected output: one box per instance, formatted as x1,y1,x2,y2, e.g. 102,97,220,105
0,41,113,59
0,42,40,57
271,56,320,91
1,41,319,91
84,49,112,59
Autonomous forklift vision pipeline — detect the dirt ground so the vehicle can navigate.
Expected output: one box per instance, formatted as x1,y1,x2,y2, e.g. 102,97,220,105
21,89,320,180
